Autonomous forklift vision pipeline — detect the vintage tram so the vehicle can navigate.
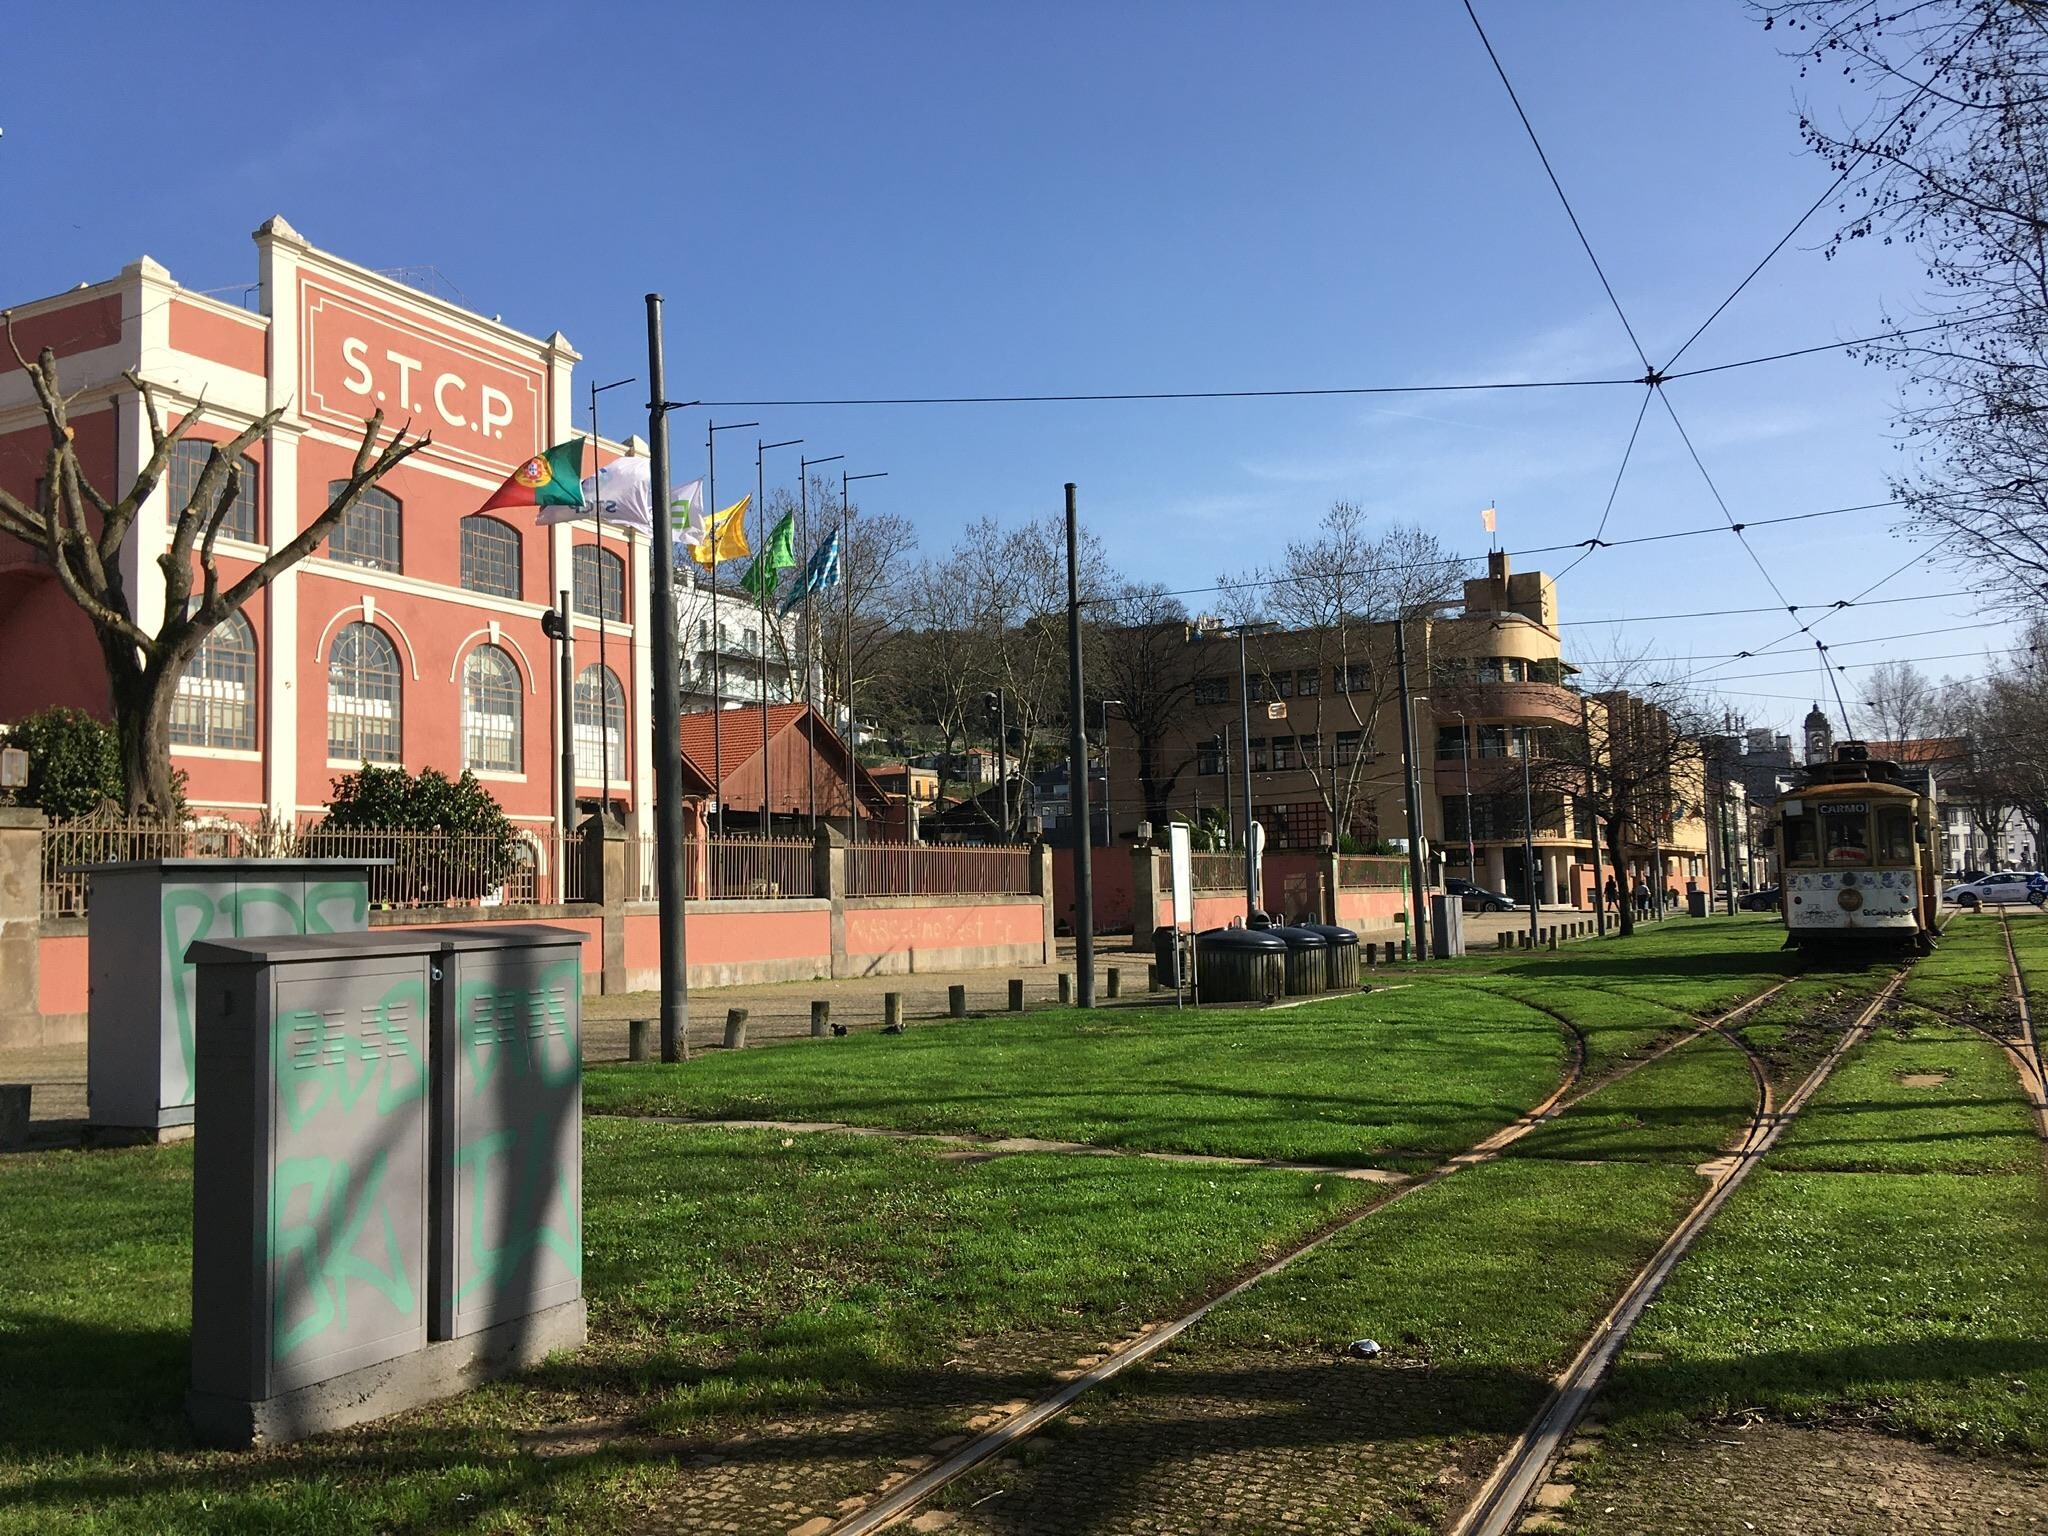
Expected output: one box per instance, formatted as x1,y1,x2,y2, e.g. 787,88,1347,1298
1772,742,1939,950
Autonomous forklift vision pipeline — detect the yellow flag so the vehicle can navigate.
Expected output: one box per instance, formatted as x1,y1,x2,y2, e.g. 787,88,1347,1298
691,495,752,569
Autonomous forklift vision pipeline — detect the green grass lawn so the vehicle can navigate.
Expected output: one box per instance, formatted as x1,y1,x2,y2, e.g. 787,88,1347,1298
1503,1034,1757,1165
0,1122,1374,1535
1727,963,1900,1091
2004,910,2048,1020
1772,1021,2042,1174
1597,1169,2048,1455
589,987,1571,1170
589,921,1798,1170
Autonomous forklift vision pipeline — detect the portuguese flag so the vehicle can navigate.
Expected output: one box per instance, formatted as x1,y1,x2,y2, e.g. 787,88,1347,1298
479,438,586,514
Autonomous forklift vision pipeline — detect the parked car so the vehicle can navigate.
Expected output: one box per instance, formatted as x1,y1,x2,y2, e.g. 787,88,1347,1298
1942,871,2047,909
1446,877,1519,913
1737,885,1781,912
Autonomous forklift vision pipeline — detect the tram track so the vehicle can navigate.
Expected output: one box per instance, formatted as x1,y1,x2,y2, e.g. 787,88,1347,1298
1448,961,1915,1536
1986,912,2048,1144
821,980,1791,1536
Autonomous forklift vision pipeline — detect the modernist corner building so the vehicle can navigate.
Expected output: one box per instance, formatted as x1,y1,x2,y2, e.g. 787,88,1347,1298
0,217,656,842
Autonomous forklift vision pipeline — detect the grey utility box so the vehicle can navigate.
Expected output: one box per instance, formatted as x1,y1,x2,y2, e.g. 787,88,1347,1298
183,924,587,1448
432,925,586,1341
82,859,377,1137
1429,892,1466,958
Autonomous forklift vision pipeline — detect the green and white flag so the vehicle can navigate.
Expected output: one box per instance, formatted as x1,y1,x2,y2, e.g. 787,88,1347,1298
740,511,798,600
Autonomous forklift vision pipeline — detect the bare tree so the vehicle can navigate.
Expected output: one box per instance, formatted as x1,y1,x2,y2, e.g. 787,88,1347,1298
1763,2,2048,601
811,476,917,759
1220,505,1466,846
885,557,995,824
1094,581,1225,831
1857,659,1937,744
0,330,426,818
1530,648,1720,937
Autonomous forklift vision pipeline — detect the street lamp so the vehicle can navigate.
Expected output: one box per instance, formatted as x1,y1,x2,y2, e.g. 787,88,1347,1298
704,418,759,833
1099,698,1126,847
1189,619,1275,924
755,435,802,834
586,374,635,820
982,690,1009,836
1520,723,1540,950
1452,708,1475,886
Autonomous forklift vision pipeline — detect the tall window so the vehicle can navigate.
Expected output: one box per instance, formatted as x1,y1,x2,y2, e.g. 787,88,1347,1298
462,644,521,772
574,663,624,781
327,621,401,762
326,483,401,571
460,516,521,598
169,440,260,543
573,545,625,621
170,611,257,749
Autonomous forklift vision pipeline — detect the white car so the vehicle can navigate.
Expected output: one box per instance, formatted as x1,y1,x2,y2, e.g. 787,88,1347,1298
1942,871,2046,909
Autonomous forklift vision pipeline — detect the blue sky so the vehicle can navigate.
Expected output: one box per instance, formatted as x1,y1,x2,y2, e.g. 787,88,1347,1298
3,1,1989,735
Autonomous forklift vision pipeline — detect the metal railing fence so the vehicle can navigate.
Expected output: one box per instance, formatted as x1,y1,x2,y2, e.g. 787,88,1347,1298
848,840,1034,897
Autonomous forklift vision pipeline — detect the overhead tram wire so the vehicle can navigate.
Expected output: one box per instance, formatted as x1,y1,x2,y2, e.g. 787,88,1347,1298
1555,587,1975,627
1568,622,1985,670
1555,389,1652,582
1660,8,2001,374
1460,0,1652,374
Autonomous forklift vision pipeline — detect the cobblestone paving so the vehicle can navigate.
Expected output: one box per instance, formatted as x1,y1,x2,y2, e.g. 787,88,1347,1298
926,1343,1525,1534
1566,1422,2048,1534
614,1331,1096,1534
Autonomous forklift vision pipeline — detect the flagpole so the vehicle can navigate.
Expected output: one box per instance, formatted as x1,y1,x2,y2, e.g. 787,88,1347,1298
706,418,757,832
840,469,888,846
587,376,634,821
756,436,802,835
799,453,843,835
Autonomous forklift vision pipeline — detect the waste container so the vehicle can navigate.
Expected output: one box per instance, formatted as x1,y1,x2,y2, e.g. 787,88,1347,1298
183,923,587,1448
1195,927,1286,1003
1293,923,1361,989
1152,924,1192,989
1428,892,1466,958
1262,924,1331,996
1687,890,1709,918
78,857,381,1137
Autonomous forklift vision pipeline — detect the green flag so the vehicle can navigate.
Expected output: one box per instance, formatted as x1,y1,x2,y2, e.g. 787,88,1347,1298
740,511,798,600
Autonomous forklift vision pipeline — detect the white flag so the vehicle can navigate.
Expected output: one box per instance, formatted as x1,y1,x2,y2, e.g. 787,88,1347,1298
560,455,653,532
670,478,707,556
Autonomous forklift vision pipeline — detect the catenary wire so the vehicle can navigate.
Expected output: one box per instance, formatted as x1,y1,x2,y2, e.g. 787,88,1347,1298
1555,390,1652,581
1556,587,1974,626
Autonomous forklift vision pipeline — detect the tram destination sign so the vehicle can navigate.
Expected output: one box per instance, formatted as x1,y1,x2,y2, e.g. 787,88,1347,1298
1818,801,1870,814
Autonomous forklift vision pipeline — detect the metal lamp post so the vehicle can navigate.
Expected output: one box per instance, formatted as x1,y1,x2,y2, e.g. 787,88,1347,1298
1099,698,1125,847
704,418,759,832
799,452,843,833
1521,724,1540,949
585,375,635,819
1452,708,1475,884
755,435,802,835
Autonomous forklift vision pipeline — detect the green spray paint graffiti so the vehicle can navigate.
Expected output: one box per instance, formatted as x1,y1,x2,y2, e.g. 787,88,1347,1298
268,975,426,1365
269,1150,415,1362
451,955,582,1313
159,875,369,1110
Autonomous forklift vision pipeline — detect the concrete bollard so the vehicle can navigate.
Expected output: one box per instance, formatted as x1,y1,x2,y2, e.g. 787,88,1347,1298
1365,942,1378,966
1498,932,1511,951
1106,967,1121,999
1518,930,1531,950
811,1001,831,1037
628,1019,653,1062
1058,972,1074,1005
0,1084,29,1150
723,1008,749,1049
884,992,903,1030
1400,938,1411,962
1008,978,1025,1011
1547,930,1559,951
1148,962,1160,992
949,984,967,1019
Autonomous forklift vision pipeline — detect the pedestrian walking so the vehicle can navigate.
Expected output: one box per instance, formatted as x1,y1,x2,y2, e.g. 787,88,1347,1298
1634,877,1651,917
1604,876,1618,909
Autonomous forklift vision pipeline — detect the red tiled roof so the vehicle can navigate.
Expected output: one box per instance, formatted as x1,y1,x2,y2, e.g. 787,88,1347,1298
1866,737,1967,765
678,703,810,787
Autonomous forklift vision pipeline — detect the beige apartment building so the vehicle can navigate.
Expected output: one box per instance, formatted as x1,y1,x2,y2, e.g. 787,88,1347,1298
1104,553,1709,908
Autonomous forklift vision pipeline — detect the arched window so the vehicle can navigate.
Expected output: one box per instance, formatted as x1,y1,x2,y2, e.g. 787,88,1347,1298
462,644,522,772
169,440,260,543
325,482,402,571
170,611,257,749
573,663,624,782
573,544,625,621
327,621,402,763
460,515,522,598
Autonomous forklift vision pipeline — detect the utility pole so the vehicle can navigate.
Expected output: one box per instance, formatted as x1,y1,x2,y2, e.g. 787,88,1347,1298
545,588,575,838
798,453,843,834
1584,692,1606,937
587,374,634,816
1064,483,1095,1007
1393,615,1430,959
1521,724,1540,950
1237,628,1256,921
643,295,690,1063
756,436,801,835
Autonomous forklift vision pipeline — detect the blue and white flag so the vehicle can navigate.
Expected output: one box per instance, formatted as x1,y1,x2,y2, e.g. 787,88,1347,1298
779,529,841,616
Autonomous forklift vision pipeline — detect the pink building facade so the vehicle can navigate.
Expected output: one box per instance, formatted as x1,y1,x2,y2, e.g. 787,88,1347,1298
0,217,655,846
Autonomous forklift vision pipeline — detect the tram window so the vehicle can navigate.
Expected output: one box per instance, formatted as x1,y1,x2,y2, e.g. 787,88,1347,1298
1783,816,1819,865
1823,812,1870,864
1876,807,1914,862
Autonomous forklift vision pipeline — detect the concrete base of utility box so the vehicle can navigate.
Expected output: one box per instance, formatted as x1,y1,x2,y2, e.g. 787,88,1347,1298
84,1121,195,1148
186,1297,586,1449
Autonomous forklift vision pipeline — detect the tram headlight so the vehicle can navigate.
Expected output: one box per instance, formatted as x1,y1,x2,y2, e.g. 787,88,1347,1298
1838,888,1864,911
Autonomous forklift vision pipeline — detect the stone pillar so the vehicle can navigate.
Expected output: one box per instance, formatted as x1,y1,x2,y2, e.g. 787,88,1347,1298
1129,845,1164,943
1029,838,1055,963
0,809,45,1047
1319,846,1340,924
1485,845,1507,894
1538,848,1560,909
580,812,629,994
814,824,848,978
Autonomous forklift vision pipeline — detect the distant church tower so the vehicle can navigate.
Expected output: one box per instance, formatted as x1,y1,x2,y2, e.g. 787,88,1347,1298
1803,703,1834,766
